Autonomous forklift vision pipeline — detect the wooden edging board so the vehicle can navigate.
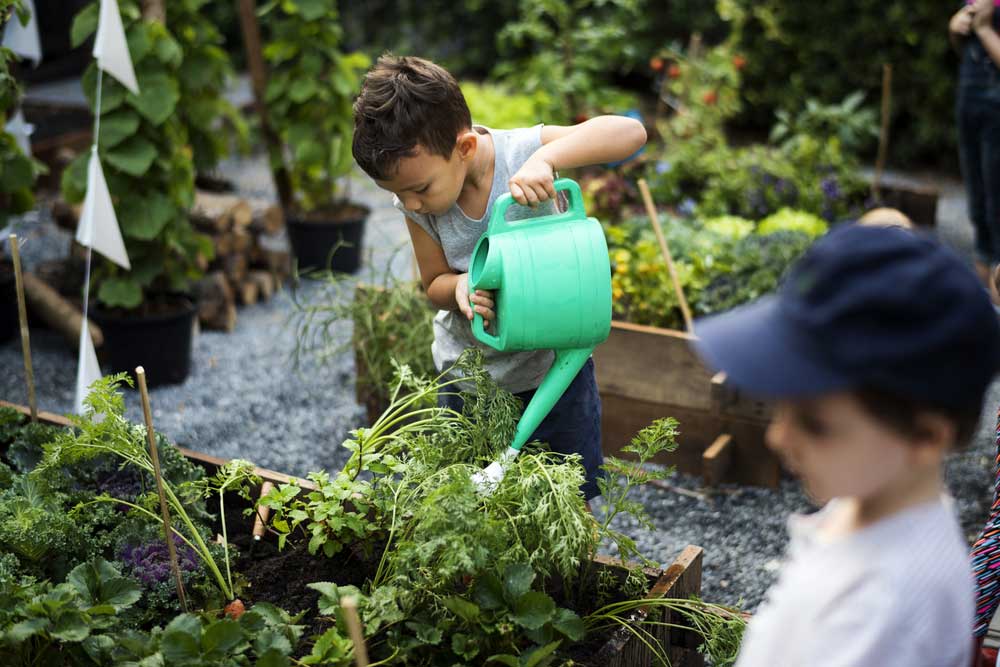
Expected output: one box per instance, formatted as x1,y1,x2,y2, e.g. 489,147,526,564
2,399,707,666
594,320,781,488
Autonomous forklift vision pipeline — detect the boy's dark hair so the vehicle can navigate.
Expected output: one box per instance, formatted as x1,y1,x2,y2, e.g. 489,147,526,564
352,54,472,181
854,388,981,450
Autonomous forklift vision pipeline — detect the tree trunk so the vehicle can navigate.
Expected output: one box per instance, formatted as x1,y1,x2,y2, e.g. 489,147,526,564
142,0,165,23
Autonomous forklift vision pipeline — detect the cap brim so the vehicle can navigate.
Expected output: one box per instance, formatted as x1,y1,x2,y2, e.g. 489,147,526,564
692,296,851,399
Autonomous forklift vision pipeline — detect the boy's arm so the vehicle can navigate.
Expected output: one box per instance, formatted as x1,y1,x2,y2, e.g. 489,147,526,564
406,218,495,326
508,115,647,206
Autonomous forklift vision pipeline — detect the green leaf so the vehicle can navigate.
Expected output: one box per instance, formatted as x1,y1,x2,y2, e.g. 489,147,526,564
119,191,175,240
257,648,291,667
307,533,325,555
473,573,505,610
307,581,341,615
8,618,47,642
99,110,141,149
128,73,180,126
60,152,90,203
70,3,99,48
162,614,203,661
551,608,584,641
297,0,329,21
154,33,183,66
105,135,158,176
97,277,143,310
201,619,244,655
486,656,520,667
523,640,562,667
503,563,535,600
512,591,556,630
0,152,33,192
288,78,317,103
83,64,127,113
68,559,141,610
51,611,91,642
443,596,480,622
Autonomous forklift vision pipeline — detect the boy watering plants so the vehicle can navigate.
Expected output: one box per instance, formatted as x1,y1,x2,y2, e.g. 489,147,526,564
692,224,1000,666
351,55,646,501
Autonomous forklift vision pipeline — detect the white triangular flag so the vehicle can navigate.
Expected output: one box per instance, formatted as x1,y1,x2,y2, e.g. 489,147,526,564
93,0,139,94
2,0,41,66
4,108,34,156
76,148,130,269
74,323,102,415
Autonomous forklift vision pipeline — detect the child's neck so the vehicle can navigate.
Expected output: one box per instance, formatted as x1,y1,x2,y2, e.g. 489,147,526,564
830,464,945,536
457,129,495,217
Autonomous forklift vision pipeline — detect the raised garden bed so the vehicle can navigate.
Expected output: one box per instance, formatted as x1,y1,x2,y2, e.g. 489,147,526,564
0,398,720,666
594,320,778,488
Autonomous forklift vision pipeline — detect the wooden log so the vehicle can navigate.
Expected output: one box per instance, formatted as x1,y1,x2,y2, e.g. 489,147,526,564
238,279,259,306
192,191,255,233
701,434,733,488
261,249,290,281
221,254,248,285
22,272,104,348
248,270,274,301
214,232,235,256
196,271,236,331
231,228,252,254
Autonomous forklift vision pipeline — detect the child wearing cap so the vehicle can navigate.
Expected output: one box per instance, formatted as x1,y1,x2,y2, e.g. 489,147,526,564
693,224,1000,666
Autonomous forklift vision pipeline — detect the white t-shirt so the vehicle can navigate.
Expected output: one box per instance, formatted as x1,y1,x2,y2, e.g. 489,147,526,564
736,496,974,667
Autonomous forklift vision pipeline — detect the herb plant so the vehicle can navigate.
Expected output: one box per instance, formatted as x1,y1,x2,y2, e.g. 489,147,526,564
39,375,252,602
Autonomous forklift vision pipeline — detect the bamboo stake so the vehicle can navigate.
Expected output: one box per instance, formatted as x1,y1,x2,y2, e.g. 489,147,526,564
342,596,370,666
136,366,188,611
873,63,893,201
636,179,694,333
252,481,274,541
9,234,36,422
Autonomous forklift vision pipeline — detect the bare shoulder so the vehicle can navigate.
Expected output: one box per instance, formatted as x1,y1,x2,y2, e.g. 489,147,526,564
539,124,574,144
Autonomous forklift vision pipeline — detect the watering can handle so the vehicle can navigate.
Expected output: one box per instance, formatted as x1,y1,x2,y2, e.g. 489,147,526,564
488,178,587,235
472,307,501,348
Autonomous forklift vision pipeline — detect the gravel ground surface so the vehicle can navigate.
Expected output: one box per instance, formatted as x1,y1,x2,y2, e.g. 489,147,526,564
2,154,995,611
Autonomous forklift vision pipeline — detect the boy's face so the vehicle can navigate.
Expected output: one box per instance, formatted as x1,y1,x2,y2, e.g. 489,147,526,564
375,134,477,217
766,392,946,504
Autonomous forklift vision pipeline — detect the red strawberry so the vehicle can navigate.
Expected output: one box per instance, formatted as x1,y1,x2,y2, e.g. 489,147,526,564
702,90,718,105
224,599,246,619
667,64,682,79
650,56,665,72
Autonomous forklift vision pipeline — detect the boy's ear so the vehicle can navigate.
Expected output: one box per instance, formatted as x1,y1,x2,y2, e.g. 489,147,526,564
909,412,956,460
456,131,479,161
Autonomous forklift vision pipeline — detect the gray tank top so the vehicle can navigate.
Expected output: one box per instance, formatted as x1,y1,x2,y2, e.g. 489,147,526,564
393,124,556,394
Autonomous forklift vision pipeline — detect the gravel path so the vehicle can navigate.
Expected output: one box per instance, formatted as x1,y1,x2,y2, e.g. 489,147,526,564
2,155,994,611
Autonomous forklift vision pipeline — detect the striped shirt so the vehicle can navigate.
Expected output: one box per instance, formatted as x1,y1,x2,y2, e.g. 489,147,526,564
736,496,974,667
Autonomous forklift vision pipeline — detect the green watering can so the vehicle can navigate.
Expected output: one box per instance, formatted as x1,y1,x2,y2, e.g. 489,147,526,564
468,178,612,491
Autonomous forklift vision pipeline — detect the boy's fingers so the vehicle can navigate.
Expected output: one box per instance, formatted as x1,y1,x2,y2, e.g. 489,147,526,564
543,180,557,200
521,185,539,206
471,294,495,309
510,182,526,205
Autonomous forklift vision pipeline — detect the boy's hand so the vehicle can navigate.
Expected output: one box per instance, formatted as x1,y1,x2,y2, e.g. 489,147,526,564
455,273,496,329
951,6,974,35
509,155,556,207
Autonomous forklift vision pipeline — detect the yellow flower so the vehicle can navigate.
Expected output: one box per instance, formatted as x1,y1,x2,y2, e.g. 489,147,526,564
613,249,631,265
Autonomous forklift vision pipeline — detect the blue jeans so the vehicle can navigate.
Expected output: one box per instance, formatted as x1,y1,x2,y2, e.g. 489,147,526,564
957,87,1000,264
438,358,606,500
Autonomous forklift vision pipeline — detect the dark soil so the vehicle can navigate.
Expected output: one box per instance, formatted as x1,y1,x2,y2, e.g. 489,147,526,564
221,501,380,652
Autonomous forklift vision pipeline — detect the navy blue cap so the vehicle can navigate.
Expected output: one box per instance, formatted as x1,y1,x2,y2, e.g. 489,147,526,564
693,224,1000,408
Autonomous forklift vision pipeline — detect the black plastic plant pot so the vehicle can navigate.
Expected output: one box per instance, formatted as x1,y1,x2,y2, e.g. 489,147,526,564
90,296,197,388
0,260,17,344
286,205,370,274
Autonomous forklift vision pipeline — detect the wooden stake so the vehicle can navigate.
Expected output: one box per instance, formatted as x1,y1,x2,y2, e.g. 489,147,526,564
341,596,370,666
136,366,188,611
252,481,274,540
873,63,893,201
9,235,36,422
636,180,694,334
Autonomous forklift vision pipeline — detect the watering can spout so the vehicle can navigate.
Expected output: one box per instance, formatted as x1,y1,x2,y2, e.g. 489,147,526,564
511,347,593,451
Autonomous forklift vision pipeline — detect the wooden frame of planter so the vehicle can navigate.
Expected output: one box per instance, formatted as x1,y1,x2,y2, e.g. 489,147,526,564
1,398,709,666
594,320,779,487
